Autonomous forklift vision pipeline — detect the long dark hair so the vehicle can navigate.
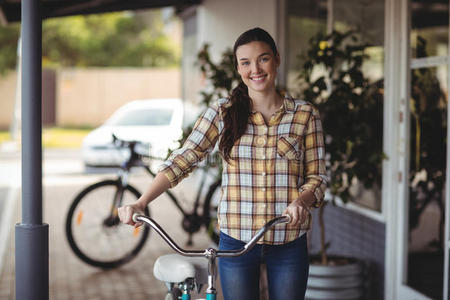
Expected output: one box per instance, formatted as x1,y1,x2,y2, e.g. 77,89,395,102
219,27,279,162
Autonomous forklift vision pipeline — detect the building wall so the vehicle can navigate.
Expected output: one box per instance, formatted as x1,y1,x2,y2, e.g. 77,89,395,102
197,0,277,61
180,0,278,105
309,204,385,300
56,68,180,127
0,71,17,130
0,68,181,129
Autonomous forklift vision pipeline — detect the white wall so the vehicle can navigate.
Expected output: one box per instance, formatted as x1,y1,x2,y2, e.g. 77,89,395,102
179,0,279,104
197,0,278,62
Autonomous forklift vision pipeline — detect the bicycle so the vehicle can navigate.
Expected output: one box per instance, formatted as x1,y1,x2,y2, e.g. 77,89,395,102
133,213,291,300
65,134,222,269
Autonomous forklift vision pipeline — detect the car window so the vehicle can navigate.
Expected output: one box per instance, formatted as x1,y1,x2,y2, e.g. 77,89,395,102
107,108,174,126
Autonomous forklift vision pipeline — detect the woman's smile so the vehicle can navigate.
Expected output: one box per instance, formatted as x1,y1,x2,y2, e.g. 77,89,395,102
250,74,267,82
236,41,279,96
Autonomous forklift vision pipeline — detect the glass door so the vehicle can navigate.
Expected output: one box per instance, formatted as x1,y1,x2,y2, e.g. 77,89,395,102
398,0,449,299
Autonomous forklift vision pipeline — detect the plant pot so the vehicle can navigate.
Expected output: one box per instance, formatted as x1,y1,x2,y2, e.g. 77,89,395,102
306,256,364,300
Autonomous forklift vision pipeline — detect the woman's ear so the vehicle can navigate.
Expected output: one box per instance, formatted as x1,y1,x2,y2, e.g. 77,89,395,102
275,53,281,67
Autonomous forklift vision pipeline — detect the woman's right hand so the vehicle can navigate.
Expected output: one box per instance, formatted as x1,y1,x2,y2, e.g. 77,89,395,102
118,172,171,227
118,202,145,227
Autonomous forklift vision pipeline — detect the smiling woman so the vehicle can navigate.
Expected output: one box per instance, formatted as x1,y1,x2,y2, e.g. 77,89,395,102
117,27,327,300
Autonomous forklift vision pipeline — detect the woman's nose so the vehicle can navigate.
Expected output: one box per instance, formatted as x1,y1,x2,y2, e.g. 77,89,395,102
251,62,261,73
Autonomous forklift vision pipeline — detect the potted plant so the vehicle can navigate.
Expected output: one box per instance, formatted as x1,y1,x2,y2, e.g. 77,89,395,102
295,30,384,299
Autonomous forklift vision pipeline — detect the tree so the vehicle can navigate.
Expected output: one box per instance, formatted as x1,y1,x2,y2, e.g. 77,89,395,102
42,10,179,68
0,23,20,74
0,9,180,73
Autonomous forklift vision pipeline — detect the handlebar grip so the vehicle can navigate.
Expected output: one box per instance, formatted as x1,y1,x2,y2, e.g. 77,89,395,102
132,213,142,223
282,214,292,224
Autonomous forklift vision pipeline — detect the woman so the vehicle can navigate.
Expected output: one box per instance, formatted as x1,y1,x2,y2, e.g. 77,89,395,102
118,27,328,300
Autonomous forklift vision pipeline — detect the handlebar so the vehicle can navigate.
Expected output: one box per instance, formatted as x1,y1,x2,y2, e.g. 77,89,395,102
133,213,291,295
111,134,163,167
132,213,291,258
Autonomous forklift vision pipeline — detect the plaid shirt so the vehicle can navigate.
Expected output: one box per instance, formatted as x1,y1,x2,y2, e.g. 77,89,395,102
158,97,328,245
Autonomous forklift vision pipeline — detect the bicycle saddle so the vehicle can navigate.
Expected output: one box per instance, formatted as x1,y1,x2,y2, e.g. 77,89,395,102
153,254,209,284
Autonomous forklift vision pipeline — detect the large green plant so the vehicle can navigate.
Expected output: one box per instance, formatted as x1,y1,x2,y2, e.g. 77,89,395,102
296,30,384,264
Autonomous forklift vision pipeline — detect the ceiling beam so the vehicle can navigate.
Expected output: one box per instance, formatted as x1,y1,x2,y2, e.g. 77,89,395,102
0,0,201,24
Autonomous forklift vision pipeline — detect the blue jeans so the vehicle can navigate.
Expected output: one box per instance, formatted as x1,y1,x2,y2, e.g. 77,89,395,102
218,232,309,300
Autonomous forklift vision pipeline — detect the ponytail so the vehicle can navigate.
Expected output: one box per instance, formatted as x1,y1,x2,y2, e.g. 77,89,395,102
219,81,252,162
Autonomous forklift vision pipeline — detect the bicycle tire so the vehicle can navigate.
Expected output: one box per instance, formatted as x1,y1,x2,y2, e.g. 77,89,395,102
202,179,221,245
164,287,182,300
66,179,150,269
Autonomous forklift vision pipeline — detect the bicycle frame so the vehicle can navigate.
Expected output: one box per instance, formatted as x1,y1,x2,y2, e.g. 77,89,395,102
115,142,193,215
133,213,291,299
113,134,220,245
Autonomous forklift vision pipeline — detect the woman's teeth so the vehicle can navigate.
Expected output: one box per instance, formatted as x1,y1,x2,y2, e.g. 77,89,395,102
251,75,266,82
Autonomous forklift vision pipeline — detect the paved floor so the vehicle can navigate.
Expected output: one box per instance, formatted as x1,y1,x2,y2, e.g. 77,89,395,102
0,149,221,299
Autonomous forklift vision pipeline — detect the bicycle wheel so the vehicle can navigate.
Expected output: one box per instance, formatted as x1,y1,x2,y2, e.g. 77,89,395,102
164,287,182,300
202,179,221,245
66,179,150,269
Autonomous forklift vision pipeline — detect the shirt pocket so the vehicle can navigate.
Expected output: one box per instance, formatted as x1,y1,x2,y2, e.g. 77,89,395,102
276,135,303,162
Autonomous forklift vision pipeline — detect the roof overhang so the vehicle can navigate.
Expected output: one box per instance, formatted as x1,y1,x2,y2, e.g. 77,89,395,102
0,0,201,24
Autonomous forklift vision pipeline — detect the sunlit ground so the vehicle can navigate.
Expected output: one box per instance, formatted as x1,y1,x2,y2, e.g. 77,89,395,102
0,127,92,149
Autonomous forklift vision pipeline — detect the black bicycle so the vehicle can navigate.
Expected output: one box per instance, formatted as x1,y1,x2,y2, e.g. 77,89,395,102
65,134,222,269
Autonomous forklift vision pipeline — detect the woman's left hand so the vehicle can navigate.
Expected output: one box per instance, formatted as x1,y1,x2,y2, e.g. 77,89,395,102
283,190,315,226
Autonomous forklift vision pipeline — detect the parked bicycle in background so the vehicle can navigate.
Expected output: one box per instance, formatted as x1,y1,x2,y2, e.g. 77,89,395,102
65,135,222,269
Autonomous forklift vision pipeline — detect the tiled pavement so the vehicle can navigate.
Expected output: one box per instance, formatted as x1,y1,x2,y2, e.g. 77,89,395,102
0,170,221,300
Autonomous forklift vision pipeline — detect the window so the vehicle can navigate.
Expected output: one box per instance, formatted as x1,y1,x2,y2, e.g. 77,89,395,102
285,0,385,213
181,9,200,105
333,0,385,212
285,0,327,92
406,2,449,298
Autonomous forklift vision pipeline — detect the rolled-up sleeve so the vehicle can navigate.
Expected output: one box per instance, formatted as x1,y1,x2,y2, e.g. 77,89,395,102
157,102,220,187
299,106,328,208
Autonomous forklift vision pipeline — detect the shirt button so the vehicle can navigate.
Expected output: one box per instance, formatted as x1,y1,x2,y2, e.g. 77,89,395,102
262,155,266,160
261,172,266,176
258,137,266,146
261,188,266,192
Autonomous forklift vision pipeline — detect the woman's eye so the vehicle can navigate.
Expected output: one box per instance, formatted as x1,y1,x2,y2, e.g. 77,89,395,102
241,61,250,66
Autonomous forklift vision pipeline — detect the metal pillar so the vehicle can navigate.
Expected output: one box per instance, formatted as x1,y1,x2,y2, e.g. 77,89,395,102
15,0,49,299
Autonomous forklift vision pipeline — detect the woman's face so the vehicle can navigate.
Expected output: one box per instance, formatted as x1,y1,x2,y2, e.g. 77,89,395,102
235,41,279,96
